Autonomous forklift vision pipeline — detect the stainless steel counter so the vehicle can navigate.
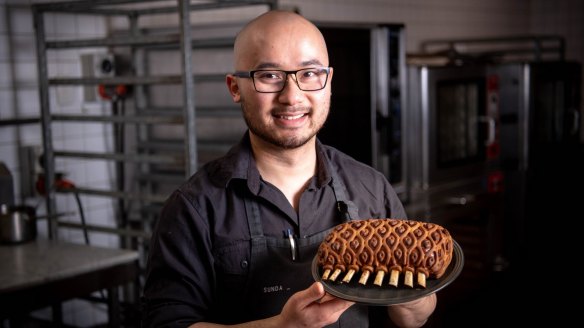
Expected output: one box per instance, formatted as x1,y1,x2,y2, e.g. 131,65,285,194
0,238,139,326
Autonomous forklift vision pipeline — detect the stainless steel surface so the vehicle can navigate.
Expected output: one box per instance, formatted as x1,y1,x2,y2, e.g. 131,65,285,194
420,35,566,63
0,205,37,244
0,238,137,291
0,238,139,324
407,64,492,194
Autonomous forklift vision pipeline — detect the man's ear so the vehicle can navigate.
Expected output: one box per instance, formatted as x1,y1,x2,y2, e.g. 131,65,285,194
329,67,334,80
226,75,241,103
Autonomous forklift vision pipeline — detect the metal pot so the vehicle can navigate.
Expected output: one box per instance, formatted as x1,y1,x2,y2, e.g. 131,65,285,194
0,204,37,244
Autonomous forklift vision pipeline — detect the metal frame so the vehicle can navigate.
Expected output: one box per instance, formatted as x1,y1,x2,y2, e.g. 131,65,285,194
32,0,276,240
371,25,408,198
420,35,566,64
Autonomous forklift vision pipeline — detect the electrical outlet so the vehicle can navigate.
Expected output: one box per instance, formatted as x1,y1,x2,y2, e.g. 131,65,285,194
80,52,116,102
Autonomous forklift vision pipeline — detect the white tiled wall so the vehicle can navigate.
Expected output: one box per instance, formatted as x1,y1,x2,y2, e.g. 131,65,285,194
1,0,582,326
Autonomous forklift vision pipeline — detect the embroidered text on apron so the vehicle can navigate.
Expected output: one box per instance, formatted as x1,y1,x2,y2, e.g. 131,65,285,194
241,166,369,327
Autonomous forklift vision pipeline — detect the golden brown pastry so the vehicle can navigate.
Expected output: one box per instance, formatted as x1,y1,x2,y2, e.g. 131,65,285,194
317,219,453,288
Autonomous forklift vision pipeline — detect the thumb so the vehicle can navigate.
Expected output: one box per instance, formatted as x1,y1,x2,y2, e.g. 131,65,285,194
293,282,326,309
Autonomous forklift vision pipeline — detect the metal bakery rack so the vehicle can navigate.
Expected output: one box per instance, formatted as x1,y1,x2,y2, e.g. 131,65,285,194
31,0,277,294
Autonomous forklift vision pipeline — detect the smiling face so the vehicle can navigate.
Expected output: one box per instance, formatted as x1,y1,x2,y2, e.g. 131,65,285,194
226,11,333,149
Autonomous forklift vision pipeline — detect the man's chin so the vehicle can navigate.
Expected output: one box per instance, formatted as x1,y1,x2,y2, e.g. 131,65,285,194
257,132,313,150
270,136,310,149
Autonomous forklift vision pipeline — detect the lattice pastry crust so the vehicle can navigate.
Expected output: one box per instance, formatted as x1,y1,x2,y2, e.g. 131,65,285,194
317,219,453,288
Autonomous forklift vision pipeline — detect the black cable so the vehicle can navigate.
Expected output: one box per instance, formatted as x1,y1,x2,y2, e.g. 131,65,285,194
73,190,108,301
73,190,90,245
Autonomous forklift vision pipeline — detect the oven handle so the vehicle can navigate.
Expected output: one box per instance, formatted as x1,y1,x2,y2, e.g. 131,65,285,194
570,109,580,136
446,194,476,206
479,116,496,146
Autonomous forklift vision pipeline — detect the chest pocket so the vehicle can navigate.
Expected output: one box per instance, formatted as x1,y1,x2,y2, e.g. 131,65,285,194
213,241,250,275
211,240,251,323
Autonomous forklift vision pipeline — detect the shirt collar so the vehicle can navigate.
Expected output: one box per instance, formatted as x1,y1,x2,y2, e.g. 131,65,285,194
315,139,332,188
210,131,333,192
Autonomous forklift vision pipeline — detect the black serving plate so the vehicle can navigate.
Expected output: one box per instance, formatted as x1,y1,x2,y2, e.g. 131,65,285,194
312,240,464,305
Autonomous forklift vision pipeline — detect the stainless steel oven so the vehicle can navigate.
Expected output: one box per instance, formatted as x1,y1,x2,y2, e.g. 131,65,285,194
405,59,581,274
405,64,501,207
405,64,507,318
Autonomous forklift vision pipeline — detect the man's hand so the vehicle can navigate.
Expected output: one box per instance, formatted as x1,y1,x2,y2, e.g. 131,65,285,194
277,282,354,328
191,282,354,328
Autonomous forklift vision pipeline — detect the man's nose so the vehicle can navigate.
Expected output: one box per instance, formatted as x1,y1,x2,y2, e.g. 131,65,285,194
278,74,304,103
285,73,301,89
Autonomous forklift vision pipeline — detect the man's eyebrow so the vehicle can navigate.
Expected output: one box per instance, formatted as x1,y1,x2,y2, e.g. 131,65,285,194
301,59,324,67
254,62,281,70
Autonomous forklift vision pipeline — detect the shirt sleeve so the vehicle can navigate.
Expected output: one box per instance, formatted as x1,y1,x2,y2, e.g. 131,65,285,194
141,190,215,327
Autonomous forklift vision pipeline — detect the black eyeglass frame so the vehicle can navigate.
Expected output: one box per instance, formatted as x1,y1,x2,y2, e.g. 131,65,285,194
232,67,331,93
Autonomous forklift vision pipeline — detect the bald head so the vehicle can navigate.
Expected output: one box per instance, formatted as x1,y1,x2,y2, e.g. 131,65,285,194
233,10,329,70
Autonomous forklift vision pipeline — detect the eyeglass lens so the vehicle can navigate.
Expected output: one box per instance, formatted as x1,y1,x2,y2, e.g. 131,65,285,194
252,68,328,92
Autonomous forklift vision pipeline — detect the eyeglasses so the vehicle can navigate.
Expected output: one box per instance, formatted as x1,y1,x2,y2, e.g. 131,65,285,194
232,67,331,93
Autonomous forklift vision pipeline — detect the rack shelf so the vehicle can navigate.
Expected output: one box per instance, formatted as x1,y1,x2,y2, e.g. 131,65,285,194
46,34,182,48
51,114,184,124
33,0,275,242
59,187,168,203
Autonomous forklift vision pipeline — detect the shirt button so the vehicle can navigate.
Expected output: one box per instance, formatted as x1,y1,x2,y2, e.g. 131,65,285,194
241,260,249,269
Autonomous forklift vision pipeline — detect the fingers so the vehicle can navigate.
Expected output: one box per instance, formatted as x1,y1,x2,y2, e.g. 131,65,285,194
307,283,354,319
280,282,354,327
315,294,354,314
316,292,335,304
304,282,355,308
300,282,354,311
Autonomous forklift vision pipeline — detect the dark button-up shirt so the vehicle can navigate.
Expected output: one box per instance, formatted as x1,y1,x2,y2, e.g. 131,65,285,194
142,132,407,326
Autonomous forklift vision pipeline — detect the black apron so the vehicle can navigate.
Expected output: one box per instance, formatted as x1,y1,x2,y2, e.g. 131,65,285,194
239,168,369,327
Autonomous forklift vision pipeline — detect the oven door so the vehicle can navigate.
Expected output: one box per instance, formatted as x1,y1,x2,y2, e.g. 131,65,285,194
407,65,495,197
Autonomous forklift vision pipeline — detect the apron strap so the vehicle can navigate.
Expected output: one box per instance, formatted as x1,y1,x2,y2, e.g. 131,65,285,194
244,192,268,259
328,162,359,221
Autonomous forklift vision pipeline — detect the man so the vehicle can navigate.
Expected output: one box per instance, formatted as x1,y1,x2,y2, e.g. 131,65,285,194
142,10,436,327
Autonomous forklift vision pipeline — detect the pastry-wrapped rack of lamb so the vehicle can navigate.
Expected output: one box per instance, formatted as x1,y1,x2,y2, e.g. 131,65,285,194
317,219,453,288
